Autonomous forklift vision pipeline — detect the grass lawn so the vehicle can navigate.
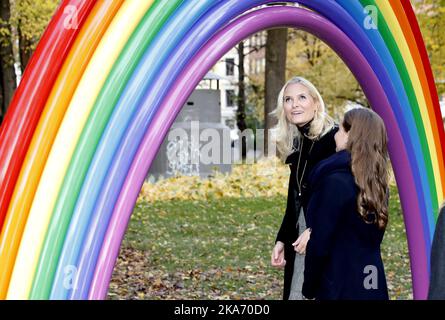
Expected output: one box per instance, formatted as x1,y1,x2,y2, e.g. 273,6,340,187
108,184,412,300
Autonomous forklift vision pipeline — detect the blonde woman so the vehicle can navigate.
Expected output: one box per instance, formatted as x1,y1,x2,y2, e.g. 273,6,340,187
270,77,337,300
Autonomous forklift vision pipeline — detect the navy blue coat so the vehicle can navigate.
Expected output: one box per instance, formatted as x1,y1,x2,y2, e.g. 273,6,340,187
428,206,445,299
302,150,389,300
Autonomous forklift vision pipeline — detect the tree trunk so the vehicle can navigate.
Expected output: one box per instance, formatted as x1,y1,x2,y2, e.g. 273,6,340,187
17,21,32,71
0,0,17,124
264,28,287,157
237,41,247,159
0,70,3,123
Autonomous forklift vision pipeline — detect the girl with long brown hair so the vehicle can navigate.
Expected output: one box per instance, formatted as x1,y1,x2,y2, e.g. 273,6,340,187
302,107,390,300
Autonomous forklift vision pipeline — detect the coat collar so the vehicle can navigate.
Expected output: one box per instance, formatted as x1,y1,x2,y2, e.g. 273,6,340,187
284,125,338,164
308,150,351,186
284,122,312,164
297,120,313,137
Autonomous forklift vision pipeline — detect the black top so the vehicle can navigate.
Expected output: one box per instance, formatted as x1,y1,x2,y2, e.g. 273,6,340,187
302,150,388,300
274,124,337,300
276,124,338,244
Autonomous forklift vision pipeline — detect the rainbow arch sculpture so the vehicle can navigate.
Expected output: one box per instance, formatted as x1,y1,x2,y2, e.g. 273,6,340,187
0,0,443,300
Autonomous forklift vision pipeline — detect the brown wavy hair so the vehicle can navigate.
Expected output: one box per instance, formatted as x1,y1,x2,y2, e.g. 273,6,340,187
343,108,390,230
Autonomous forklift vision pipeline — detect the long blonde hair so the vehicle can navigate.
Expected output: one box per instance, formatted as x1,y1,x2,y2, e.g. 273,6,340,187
270,77,335,161
343,108,390,230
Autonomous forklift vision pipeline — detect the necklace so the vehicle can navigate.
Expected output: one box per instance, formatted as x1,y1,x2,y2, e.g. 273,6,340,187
295,137,315,197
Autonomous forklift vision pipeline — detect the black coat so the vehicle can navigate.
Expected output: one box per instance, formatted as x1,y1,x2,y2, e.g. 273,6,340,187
428,206,445,299
275,124,338,300
302,150,389,300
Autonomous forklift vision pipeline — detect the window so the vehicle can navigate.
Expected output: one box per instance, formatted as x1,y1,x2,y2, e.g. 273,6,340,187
225,119,235,129
226,90,236,107
250,59,257,75
251,34,257,47
225,58,235,76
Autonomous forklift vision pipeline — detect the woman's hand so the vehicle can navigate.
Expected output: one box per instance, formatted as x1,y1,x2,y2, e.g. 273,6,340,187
292,228,312,255
271,241,286,268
